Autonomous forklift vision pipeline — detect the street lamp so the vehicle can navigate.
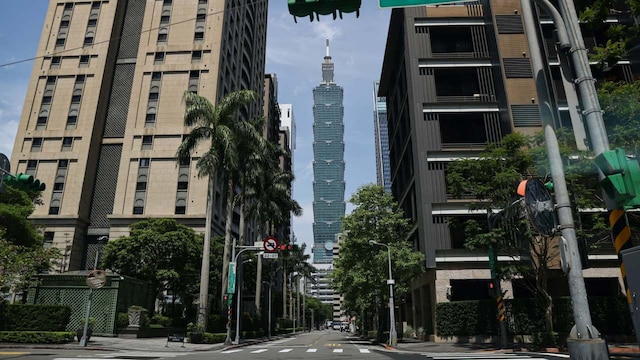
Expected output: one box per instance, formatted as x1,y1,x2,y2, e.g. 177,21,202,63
369,240,397,347
262,281,272,340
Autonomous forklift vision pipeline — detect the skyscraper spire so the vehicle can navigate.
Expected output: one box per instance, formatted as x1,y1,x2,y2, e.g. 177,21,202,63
322,39,334,83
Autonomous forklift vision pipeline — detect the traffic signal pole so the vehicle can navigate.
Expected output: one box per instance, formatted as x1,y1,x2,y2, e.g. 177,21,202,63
522,0,610,357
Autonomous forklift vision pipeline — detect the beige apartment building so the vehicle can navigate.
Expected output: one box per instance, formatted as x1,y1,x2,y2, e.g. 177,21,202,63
11,0,269,271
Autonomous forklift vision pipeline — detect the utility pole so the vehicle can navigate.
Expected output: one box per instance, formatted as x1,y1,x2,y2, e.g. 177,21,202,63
522,0,609,358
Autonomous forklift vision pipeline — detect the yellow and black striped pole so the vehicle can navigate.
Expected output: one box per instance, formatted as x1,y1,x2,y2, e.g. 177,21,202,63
609,209,633,304
496,293,506,323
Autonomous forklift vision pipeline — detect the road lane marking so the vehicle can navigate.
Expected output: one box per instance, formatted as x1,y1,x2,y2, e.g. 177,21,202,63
279,349,293,353
220,350,243,354
359,349,370,353
307,349,317,353
0,352,28,355
333,349,343,353
251,349,268,353
541,354,570,358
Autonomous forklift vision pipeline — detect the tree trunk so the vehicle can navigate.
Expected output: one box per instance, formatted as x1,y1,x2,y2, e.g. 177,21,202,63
221,180,234,312
197,175,215,328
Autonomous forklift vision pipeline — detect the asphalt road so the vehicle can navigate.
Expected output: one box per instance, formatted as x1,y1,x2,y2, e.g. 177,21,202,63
1,331,633,360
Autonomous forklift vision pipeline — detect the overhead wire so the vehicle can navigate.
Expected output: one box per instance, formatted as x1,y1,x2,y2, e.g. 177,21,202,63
0,0,267,69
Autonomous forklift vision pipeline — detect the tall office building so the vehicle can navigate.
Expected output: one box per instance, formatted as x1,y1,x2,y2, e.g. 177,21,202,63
311,40,346,264
10,0,268,270
279,103,296,238
373,81,391,193
379,0,630,337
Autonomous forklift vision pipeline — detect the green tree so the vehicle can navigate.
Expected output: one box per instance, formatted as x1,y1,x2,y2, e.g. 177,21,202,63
332,184,424,336
177,89,258,326
0,186,59,301
101,218,202,306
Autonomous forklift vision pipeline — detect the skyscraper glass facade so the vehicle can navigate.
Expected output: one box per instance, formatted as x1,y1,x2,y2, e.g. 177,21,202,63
312,41,346,264
373,81,391,193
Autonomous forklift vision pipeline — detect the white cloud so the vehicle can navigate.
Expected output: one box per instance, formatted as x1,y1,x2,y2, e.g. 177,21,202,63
312,21,342,42
0,84,26,158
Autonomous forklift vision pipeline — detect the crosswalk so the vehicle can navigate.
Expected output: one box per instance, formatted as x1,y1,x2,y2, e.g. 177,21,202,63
219,347,373,355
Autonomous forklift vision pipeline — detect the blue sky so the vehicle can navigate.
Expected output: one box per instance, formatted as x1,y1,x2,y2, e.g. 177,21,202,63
0,1,391,258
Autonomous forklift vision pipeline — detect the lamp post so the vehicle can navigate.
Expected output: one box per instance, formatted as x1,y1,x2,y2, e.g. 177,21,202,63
369,240,397,347
262,281,272,340
80,235,108,347
233,258,253,345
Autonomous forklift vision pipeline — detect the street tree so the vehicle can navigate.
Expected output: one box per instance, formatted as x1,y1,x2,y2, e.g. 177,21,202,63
177,89,258,326
101,218,202,307
332,184,424,336
0,186,59,301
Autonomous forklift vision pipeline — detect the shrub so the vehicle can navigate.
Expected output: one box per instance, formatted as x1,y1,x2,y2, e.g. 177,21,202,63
2,305,71,331
435,300,498,337
117,313,129,329
151,314,172,328
403,325,415,338
208,314,227,333
0,331,74,344
202,332,226,343
367,330,377,339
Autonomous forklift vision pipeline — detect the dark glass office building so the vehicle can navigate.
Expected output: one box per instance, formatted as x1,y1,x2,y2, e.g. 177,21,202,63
312,40,346,264
373,81,391,193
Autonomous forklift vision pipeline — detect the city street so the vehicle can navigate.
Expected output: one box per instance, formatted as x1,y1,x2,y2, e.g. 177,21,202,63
2,331,624,360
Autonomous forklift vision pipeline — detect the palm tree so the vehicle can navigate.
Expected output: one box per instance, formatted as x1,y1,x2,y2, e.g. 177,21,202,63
246,144,302,313
176,89,257,329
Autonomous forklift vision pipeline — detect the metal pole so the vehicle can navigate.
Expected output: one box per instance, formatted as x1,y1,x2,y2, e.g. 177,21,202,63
80,248,100,347
385,245,397,347
303,277,306,331
225,237,237,345
522,1,609,357
234,268,241,345
268,283,272,340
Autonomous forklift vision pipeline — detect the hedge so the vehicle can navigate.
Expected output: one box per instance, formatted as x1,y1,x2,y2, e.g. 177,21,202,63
1,304,71,331
0,331,75,344
436,296,634,337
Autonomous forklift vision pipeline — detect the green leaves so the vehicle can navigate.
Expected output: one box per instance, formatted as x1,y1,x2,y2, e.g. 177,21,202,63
333,184,424,315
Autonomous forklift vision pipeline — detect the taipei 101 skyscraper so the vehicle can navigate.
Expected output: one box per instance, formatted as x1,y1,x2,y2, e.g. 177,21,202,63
311,40,346,264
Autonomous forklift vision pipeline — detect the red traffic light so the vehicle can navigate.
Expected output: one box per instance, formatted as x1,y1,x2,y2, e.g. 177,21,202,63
489,282,494,289
279,244,292,251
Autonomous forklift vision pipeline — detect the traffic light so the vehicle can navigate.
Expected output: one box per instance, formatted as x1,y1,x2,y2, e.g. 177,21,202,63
288,0,361,23
594,148,640,209
5,173,46,191
279,244,293,252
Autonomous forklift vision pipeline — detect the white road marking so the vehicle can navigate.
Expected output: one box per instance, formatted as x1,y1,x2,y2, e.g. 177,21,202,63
540,354,571,358
307,348,318,352
279,349,293,353
220,349,243,354
359,349,371,353
250,349,268,353
333,349,344,353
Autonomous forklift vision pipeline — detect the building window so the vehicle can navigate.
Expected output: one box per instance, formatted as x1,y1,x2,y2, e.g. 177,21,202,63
71,95,82,103
80,55,90,67
194,32,204,42
51,57,61,69
37,116,48,127
49,206,60,215
62,137,73,151
83,36,94,47
142,135,153,150
54,182,64,191
139,158,150,168
148,92,159,101
44,232,55,243
136,182,147,191
175,206,186,214
154,52,165,64
158,32,167,44
66,115,78,128
177,181,188,190
31,138,43,152
60,20,70,28
145,113,156,125
88,18,97,26
56,38,66,48
133,206,144,215
59,159,69,168
152,72,162,80
27,160,38,169
192,50,202,63
42,96,52,104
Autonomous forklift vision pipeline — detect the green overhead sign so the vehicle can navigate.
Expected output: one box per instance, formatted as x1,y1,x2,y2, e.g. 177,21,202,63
379,0,468,8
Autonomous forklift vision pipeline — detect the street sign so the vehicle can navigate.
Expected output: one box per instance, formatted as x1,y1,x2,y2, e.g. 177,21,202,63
227,262,236,294
263,236,279,252
379,0,468,8
86,270,107,289
263,253,279,259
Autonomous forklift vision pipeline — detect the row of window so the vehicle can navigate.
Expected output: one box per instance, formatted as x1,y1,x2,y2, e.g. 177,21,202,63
36,75,86,131
51,55,91,69
158,0,207,45
55,2,101,50
31,137,75,152
133,158,190,215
